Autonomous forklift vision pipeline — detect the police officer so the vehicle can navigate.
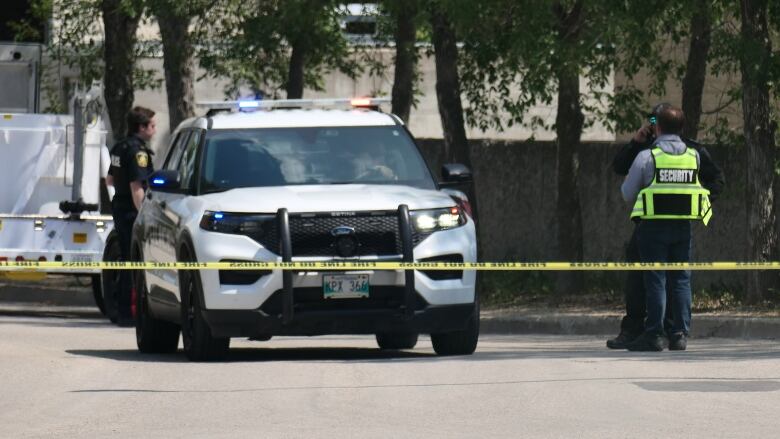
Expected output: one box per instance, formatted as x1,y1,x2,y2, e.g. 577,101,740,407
607,103,725,350
620,105,712,351
106,106,156,326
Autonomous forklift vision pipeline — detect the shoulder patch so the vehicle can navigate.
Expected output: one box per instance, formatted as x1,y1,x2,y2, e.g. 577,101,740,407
136,151,149,168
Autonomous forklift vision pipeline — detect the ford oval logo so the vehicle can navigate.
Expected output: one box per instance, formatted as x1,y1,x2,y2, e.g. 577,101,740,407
331,226,356,237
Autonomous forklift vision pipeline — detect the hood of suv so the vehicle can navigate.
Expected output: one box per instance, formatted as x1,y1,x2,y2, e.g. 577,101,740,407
199,184,456,213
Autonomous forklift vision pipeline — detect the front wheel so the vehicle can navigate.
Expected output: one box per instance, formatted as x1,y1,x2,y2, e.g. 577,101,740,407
134,250,180,354
180,250,229,362
431,299,480,356
101,231,121,323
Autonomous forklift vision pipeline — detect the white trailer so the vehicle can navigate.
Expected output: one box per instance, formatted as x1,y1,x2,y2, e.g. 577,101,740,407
0,43,114,311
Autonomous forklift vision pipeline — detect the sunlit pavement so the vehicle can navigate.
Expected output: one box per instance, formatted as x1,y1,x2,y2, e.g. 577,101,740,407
1,315,779,438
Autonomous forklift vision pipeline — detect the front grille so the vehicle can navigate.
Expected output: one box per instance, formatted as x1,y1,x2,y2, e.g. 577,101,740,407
253,211,431,257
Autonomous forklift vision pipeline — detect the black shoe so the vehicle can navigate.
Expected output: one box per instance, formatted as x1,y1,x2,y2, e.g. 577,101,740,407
606,331,640,349
626,332,665,352
669,332,687,351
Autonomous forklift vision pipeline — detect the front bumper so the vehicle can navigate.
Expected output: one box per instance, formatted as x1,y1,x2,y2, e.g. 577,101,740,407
203,302,477,337
191,207,478,313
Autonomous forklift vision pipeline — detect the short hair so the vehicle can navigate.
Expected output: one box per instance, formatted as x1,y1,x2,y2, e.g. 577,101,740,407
656,105,684,135
651,102,672,116
127,106,155,135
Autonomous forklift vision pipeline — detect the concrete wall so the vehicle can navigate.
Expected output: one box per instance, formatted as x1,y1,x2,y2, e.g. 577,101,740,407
417,139,748,290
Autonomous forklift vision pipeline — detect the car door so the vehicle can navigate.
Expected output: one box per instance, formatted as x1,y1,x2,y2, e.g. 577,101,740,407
143,130,190,302
155,128,203,302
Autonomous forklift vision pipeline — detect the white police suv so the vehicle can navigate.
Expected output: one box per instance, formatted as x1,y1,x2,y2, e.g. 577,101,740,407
132,98,478,361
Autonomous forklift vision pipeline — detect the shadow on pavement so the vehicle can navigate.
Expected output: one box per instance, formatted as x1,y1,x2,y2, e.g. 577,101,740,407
453,339,780,363
633,380,780,392
66,346,436,364
66,338,780,364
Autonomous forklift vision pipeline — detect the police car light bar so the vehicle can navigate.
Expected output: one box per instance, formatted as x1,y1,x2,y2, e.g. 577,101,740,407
196,97,390,111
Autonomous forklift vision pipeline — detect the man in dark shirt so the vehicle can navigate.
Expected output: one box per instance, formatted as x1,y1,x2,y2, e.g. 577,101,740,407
607,103,725,349
106,106,156,326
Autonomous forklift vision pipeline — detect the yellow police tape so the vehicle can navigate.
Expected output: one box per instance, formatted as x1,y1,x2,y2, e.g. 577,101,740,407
1,261,780,271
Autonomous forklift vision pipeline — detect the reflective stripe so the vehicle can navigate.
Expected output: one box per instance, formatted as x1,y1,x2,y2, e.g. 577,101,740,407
644,184,705,191
630,147,712,224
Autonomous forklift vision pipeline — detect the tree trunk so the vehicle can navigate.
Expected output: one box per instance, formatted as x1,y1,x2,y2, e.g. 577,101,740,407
739,0,777,303
681,0,711,140
156,8,195,131
553,1,584,295
428,4,469,166
101,0,141,141
391,0,418,123
286,40,306,99
428,3,480,227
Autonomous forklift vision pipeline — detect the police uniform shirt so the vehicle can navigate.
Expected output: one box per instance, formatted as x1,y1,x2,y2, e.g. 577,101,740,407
108,134,154,210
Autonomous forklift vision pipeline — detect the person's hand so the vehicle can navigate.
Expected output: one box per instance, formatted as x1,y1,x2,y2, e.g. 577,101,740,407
632,123,654,143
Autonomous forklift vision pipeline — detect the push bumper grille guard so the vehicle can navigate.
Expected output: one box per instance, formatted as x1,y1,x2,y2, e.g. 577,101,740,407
276,204,416,324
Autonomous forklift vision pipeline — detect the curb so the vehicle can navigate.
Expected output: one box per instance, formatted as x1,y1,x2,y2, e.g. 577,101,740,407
480,312,780,339
1,302,777,340
0,304,102,319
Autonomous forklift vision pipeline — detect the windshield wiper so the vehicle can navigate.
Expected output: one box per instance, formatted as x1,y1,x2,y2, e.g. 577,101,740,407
201,188,230,194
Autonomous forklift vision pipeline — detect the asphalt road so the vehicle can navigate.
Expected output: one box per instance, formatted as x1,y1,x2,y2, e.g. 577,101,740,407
1,314,780,438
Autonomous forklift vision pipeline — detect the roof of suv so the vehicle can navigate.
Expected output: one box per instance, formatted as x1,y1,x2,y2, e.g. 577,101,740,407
206,108,399,129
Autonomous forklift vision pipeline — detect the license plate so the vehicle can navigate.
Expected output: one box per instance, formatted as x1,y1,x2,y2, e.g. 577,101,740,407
71,254,93,263
323,274,369,299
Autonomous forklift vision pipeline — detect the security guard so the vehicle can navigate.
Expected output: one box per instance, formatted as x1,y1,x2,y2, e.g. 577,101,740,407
106,106,156,326
607,103,725,350
620,105,711,351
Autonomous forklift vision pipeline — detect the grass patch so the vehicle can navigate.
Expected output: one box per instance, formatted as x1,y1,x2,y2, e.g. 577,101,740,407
480,271,778,313
479,271,623,309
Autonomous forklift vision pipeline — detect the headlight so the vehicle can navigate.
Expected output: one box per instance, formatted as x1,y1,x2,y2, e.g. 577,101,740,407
410,207,466,232
199,211,275,238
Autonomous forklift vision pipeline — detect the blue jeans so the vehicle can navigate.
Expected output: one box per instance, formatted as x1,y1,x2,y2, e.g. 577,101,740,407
637,220,692,335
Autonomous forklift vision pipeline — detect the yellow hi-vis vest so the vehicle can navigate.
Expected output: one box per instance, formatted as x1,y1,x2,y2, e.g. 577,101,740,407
630,147,712,225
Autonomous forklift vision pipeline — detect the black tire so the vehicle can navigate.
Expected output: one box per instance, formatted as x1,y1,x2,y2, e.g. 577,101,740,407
91,274,107,316
134,249,180,354
180,248,229,361
431,299,480,356
376,332,419,350
101,232,121,323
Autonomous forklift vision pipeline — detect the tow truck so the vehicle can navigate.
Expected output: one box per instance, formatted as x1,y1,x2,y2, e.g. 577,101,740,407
0,42,114,312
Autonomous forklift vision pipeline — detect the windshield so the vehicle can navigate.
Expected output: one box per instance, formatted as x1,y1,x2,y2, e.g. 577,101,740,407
199,126,435,192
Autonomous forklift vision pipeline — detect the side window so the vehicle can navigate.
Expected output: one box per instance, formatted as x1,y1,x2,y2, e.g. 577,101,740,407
164,131,189,171
177,130,202,190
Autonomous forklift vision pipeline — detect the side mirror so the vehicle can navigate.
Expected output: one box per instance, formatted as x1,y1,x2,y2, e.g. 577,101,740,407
148,169,181,191
441,163,473,184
